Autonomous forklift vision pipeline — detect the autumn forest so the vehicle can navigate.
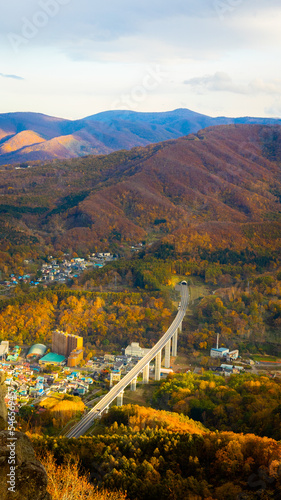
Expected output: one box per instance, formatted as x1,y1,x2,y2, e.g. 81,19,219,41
2,124,281,499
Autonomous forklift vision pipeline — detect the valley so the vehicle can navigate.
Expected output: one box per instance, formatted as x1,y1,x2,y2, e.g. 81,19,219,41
1,121,281,499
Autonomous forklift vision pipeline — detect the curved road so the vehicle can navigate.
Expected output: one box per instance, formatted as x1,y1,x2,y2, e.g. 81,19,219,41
66,284,189,438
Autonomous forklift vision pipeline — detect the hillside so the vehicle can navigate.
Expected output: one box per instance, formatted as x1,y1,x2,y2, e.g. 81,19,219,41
1,123,281,269
0,134,108,164
1,108,281,165
32,404,281,500
0,130,46,154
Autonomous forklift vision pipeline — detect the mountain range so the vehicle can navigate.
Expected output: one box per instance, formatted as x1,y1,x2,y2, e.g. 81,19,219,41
1,108,281,166
1,123,281,258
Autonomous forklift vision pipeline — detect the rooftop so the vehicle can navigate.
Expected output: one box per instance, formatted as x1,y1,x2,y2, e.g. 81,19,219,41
27,344,47,357
39,353,66,363
211,348,229,352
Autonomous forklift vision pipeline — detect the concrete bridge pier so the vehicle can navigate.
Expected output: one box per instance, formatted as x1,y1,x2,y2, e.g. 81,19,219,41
165,339,171,368
130,377,137,391
117,390,124,406
172,330,178,357
178,321,182,333
154,350,162,381
143,363,149,383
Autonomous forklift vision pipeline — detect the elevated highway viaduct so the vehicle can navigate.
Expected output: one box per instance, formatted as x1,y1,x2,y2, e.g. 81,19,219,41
66,283,189,438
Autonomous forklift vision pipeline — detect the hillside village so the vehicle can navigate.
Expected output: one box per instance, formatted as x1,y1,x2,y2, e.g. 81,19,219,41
0,336,156,412
0,252,116,289
0,329,274,420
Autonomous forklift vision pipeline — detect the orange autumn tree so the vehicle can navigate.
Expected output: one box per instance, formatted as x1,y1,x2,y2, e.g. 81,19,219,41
40,451,126,500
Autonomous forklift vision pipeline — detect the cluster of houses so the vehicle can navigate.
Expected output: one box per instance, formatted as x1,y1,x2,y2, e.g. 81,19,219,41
86,343,159,387
1,360,94,409
2,274,38,288
6,345,21,362
0,340,146,408
1,252,116,289
40,256,105,283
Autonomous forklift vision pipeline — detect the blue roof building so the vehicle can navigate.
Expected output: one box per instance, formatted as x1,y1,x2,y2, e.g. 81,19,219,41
39,352,66,366
210,347,229,359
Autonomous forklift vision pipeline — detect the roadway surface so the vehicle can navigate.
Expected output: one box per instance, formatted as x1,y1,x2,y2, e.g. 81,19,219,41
66,283,189,438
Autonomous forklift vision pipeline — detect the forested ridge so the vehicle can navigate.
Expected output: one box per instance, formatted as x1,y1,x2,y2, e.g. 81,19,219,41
153,372,281,439
32,404,281,500
1,124,281,274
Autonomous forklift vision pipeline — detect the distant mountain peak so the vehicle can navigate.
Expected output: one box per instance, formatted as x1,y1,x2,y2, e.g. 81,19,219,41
0,108,280,166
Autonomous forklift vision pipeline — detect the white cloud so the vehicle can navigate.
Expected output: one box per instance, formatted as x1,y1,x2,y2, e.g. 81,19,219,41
184,72,281,96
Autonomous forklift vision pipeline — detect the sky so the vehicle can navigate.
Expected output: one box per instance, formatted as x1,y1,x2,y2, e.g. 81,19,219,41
0,0,281,120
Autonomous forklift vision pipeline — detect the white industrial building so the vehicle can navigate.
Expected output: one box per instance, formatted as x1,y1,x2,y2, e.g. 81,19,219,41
125,342,150,358
210,334,239,360
210,347,229,359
